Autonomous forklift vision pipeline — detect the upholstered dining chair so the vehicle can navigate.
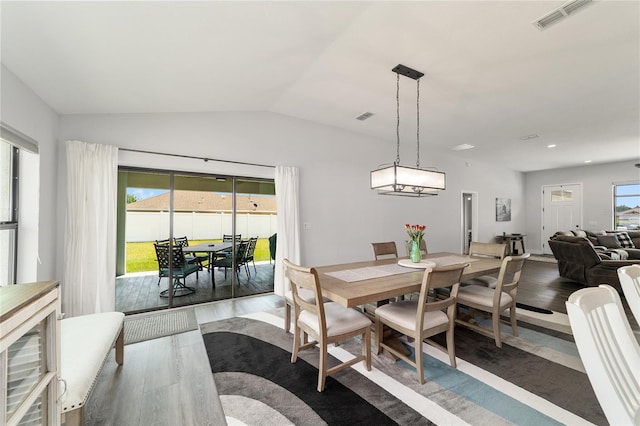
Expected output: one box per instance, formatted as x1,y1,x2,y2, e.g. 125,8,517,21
461,241,507,288
371,241,398,260
283,259,371,392
374,263,467,384
617,264,640,323
456,253,529,348
566,285,640,425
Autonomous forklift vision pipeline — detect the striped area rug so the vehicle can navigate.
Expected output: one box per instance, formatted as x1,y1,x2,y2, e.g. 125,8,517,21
202,311,603,425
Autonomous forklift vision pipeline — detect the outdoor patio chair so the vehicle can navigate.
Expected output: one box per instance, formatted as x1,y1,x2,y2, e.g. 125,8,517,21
154,243,198,297
174,236,208,273
243,237,258,276
214,239,249,280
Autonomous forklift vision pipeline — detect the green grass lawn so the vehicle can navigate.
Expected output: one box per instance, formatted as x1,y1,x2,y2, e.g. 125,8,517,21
126,239,271,274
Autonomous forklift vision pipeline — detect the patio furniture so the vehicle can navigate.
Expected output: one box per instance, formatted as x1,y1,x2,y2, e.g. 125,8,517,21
214,239,250,280
174,235,209,272
269,233,277,264
243,237,258,276
154,243,198,297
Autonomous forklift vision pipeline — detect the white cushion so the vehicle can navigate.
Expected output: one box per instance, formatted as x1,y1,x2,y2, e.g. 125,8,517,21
299,302,371,337
457,285,513,310
375,301,449,331
59,312,124,412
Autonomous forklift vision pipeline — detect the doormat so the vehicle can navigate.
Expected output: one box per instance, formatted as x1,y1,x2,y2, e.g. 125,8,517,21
124,308,198,345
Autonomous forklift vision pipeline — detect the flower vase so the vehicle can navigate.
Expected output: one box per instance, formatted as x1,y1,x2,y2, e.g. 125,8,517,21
410,240,422,263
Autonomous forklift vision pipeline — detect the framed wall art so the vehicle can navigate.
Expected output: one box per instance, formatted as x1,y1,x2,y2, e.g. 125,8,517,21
496,198,511,222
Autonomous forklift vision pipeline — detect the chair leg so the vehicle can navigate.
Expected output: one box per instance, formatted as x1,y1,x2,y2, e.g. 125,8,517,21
415,333,424,384
493,312,502,348
363,327,371,371
284,302,291,334
291,326,300,363
510,306,518,337
318,341,328,392
446,327,457,368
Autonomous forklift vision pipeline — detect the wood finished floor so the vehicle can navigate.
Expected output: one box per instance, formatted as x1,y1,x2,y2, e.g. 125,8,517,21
87,259,638,425
116,262,275,313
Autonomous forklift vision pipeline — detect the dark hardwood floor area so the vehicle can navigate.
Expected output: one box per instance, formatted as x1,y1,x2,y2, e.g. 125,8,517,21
116,262,274,313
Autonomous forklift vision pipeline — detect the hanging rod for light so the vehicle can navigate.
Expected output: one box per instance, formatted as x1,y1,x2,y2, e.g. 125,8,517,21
370,64,446,197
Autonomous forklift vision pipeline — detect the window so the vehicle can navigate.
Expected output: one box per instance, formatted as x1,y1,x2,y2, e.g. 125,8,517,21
0,140,18,285
614,183,640,230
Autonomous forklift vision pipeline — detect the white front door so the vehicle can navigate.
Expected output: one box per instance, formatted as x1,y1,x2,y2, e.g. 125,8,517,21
542,183,583,254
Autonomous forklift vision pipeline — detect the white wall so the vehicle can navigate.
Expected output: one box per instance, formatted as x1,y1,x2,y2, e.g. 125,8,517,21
58,111,526,269
524,160,640,253
1,65,59,282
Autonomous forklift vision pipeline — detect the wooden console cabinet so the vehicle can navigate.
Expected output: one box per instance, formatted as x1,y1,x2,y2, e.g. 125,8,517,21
1,281,61,426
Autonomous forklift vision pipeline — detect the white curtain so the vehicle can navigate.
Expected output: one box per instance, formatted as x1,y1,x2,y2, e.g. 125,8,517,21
274,166,301,295
63,141,118,317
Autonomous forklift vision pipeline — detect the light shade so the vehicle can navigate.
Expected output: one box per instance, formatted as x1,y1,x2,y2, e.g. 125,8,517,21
371,164,446,197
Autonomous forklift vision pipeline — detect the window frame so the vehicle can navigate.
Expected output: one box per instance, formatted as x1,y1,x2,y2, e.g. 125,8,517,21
1,143,19,285
613,181,640,230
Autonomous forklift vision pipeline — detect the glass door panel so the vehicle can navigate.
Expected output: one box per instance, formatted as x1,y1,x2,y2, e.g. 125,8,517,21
233,178,276,297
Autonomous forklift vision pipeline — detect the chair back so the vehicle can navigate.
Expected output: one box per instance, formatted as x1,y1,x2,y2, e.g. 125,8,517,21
154,243,187,271
283,259,326,330
566,285,640,425
617,264,640,323
416,263,467,324
371,242,398,260
493,253,529,303
469,241,507,259
155,238,171,246
223,234,242,243
245,237,258,258
173,236,190,248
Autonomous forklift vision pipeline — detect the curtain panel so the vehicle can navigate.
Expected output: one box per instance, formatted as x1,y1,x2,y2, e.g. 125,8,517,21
63,141,118,316
274,166,301,295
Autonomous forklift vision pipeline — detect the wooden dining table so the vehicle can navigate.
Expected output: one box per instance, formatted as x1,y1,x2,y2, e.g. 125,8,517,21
315,252,503,308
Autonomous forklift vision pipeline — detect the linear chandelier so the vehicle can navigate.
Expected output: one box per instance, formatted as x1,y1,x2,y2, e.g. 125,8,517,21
370,64,446,197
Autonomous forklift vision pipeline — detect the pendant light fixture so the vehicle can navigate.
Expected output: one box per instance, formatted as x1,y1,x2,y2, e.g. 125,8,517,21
370,64,446,197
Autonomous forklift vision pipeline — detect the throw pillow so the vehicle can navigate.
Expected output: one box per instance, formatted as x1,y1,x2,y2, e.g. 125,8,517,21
597,234,622,248
616,231,636,248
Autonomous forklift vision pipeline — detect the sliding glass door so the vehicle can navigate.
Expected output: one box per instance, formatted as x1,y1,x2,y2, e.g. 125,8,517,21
116,167,276,313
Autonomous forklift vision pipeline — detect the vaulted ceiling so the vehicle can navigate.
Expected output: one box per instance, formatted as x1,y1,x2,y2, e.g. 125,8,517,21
1,1,638,172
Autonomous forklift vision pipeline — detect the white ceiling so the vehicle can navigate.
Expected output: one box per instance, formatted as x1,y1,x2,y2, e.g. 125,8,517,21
1,1,639,172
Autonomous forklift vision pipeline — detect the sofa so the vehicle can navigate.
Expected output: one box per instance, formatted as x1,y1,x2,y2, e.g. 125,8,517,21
548,230,640,291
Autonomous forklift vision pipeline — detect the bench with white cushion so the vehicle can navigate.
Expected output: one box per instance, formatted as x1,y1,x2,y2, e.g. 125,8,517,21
59,312,125,425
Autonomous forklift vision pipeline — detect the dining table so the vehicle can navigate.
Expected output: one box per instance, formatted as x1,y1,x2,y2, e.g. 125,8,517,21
315,252,503,308
183,242,232,286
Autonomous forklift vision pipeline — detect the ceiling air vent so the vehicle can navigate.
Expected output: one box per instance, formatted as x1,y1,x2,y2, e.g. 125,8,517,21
533,0,593,30
356,112,374,121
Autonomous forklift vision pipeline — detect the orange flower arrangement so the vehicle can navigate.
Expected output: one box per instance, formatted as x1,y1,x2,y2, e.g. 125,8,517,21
405,224,426,243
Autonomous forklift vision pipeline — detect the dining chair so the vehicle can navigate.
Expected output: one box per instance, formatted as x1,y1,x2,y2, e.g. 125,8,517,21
617,264,640,323
374,263,467,384
154,243,198,297
243,237,258,276
284,259,371,392
566,284,640,425
455,252,530,348
371,241,398,260
461,241,508,288
173,235,208,273
214,240,249,280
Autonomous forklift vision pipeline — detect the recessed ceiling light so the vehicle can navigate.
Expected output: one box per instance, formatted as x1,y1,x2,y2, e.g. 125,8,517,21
547,144,556,148
584,160,592,163
451,144,475,151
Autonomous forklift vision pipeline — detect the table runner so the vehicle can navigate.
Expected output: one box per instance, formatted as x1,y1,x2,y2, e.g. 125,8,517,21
324,264,410,283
